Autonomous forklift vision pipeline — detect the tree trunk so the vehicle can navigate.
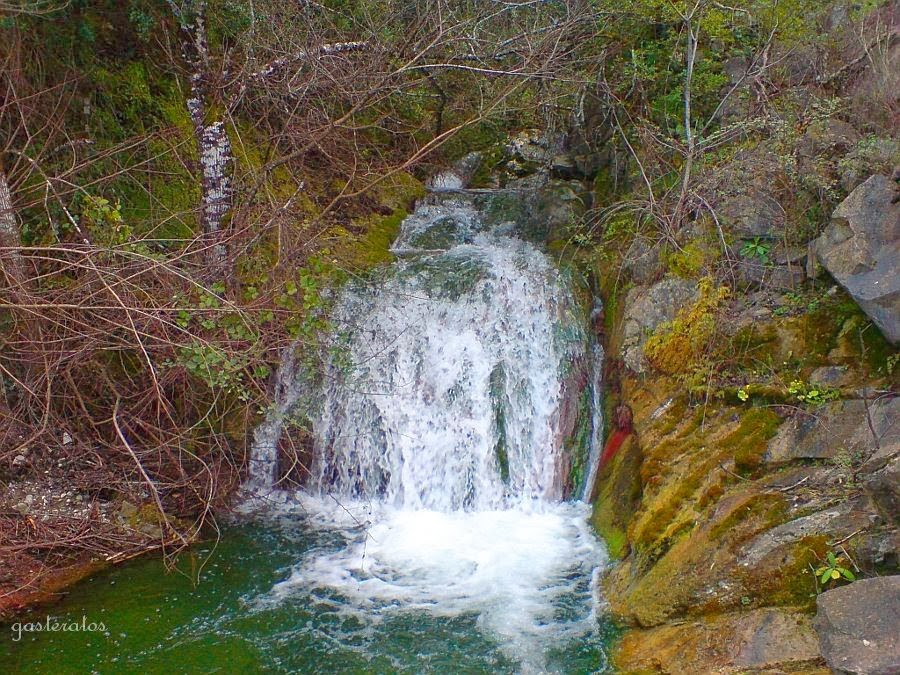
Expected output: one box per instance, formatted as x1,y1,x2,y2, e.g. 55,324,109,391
169,0,232,277
0,163,25,289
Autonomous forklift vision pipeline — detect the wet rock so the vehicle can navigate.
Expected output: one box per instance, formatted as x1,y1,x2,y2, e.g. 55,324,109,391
621,277,698,373
427,152,483,192
427,172,464,192
504,129,562,166
815,575,900,675
765,397,898,465
814,175,900,344
453,151,483,184
524,179,587,245
590,434,641,559
614,608,822,674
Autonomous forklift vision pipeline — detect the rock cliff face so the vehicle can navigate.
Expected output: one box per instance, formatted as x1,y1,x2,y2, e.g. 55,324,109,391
595,313,897,672
579,21,900,668
814,576,900,675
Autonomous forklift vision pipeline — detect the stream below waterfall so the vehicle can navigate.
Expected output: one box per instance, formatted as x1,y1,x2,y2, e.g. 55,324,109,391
1,182,615,674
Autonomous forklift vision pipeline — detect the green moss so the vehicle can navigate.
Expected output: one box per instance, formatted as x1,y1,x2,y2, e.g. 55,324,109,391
708,492,788,543
645,278,729,375
723,407,781,473
728,323,780,369
371,173,427,211
604,529,628,560
631,451,717,555
439,120,506,165
664,240,709,279
591,436,642,560
738,534,828,610
592,165,619,204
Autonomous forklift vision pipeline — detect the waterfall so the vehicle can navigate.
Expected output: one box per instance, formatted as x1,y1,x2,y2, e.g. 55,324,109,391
310,197,589,510
582,342,606,502
242,183,608,672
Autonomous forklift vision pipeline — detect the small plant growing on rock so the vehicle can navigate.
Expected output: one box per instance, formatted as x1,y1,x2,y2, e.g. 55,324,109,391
814,551,855,589
787,380,839,406
740,238,771,264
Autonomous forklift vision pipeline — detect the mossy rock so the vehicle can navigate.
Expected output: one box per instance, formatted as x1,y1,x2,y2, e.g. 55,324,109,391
737,534,828,611
612,608,824,674
724,407,781,474
591,435,642,559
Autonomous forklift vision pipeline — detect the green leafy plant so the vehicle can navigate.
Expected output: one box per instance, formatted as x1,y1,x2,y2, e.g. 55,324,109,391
80,194,128,246
814,551,855,589
788,380,839,406
741,238,771,264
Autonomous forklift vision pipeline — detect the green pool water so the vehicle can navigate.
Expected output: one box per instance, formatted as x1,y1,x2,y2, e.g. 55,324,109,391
1,517,616,674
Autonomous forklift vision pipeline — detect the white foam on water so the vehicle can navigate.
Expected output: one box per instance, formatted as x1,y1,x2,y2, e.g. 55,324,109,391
255,496,605,672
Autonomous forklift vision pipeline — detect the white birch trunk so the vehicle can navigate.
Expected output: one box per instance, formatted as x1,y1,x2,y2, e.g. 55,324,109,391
0,166,24,286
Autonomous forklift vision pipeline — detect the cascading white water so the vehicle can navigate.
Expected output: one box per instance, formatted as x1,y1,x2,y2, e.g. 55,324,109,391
582,342,606,502
243,185,608,672
311,197,587,510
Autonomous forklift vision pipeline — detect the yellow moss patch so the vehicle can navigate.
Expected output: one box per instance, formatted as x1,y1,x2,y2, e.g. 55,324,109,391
738,535,828,611
328,209,407,274
708,491,788,545
644,277,730,374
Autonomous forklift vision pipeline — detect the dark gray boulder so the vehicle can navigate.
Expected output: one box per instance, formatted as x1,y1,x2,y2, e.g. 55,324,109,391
814,175,900,344
765,397,898,465
815,575,900,674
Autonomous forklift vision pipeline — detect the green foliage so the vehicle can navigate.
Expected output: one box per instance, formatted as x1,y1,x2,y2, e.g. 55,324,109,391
666,239,712,278
787,380,839,406
170,341,252,400
127,1,156,42
814,551,856,589
740,238,771,265
79,194,126,245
